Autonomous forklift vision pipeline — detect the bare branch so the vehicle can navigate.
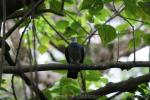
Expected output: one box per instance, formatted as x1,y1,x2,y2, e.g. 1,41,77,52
2,61,150,74
7,9,64,19
11,75,17,100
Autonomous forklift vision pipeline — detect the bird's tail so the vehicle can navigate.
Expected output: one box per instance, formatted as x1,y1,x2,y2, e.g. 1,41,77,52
67,70,78,79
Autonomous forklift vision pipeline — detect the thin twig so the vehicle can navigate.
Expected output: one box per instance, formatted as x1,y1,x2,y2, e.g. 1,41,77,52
0,0,7,86
60,0,65,12
15,20,31,64
82,30,97,44
47,50,57,61
35,29,58,61
104,7,125,25
82,7,125,45
123,17,150,25
80,71,86,93
118,15,136,62
11,74,17,100
41,15,69,44
112,0,121,62
26,29,34,98
32,19,37,64
11,20,30,100
17,70,47,100
111,1,136,62
0,21,1,33
66,12,89,34
32,18,39,88
5,0,44,39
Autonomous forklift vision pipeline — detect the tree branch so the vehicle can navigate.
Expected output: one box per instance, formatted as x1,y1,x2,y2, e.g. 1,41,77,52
72,73,150,99
4,0,44,39
2,61,150,74
6,9,64,19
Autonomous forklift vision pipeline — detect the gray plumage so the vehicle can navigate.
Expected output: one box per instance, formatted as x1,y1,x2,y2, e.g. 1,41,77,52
65,38,84,79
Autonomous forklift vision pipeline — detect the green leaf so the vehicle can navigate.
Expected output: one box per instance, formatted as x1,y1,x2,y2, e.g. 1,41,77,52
97,25,117,45
43,89,52,100
84,58,93,64
138,1,150,15
0,87,10,93
50,0,62,12
128,37,141,49
50,78,80,95
71,22,86,35
80,0,95,10
94,8,112,22
143,34,150,45
88,0,104,14
97,96,108,100
117,23,129,32
123,0,140,16
64,21,86,38
41,36,50,45
85,13,94,22
80,0,103,14
37,45,48,54
86,71,101,81
100,77,108,83
64,27,77,37
65,0,74,5
55,20,69,30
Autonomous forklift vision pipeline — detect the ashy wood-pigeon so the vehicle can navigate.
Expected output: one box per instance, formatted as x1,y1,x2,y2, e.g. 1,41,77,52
65,37,85,79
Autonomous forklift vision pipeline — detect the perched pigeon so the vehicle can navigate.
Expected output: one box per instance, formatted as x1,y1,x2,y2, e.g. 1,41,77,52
65,37,85,79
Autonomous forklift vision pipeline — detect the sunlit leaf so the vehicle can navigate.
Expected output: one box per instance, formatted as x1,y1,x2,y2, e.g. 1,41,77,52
80,0,95,10
128,37,141,49
55,20,69,30
49,0,62,12
43,89,52,100
143,34,150,45
49,78,80,96
38,45,48,54
100,77,108,84
64,27,77,37
138,1,150,15
88,0,103,15
97,25,117,45
65,0,74,5
80,0,103,14
86,71,101,81
123,0,140,17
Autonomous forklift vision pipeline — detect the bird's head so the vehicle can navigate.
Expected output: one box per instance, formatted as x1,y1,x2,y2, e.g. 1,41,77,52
71,37,77,43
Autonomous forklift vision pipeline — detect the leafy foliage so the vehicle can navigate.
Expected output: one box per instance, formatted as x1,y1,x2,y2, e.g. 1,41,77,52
97,25,117,45
2,0,150,99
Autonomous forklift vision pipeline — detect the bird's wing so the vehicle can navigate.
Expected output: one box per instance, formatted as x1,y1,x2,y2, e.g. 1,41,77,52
80,46,85,63
65,47,70,63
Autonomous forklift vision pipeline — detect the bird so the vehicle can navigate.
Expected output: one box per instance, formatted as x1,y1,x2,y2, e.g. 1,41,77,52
65,37,85,79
